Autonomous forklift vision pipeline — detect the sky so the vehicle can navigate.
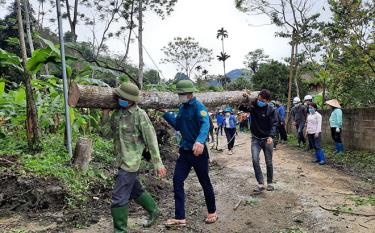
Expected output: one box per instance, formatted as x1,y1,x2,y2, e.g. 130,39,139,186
0,0,327,80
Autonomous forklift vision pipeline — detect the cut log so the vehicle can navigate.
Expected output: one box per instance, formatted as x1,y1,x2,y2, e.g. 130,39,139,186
69,82,259,109
72,137,92,172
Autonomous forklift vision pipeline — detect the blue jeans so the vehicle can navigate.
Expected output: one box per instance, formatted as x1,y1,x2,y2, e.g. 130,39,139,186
251,137,274,184
173,147,216,219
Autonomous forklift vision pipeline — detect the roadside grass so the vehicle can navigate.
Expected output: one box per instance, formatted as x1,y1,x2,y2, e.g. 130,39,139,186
286,134,375,183
0,133,114,207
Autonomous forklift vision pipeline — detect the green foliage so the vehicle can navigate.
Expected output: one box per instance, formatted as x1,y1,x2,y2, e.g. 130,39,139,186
320,0,375,107
252,60,289,100
349,195,375,207
226,77,252,91
0,133,114,206
0,48,23,72
161,37,213,78
243,49,269,74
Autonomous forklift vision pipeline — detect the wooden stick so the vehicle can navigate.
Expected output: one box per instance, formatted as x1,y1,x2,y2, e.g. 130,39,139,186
233,199,242,211
319,205,375,217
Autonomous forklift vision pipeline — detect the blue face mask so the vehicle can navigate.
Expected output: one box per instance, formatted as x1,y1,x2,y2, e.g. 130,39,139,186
309,108,315,114
118,99,129,108
257,100,266,108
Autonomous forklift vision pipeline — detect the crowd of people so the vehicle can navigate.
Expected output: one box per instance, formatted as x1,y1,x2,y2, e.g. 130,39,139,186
103,80,344,232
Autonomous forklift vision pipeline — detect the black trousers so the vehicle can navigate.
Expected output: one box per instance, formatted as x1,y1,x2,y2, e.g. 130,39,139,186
331,127,342,143
278,124,288,141
224,128,236,150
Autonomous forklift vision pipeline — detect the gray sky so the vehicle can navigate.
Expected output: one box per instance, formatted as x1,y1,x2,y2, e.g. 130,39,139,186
1,0,327,80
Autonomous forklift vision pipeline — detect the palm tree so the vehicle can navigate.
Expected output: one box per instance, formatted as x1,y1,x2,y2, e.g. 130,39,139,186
217,52,230,86
216,27,228,53
216,27,229,83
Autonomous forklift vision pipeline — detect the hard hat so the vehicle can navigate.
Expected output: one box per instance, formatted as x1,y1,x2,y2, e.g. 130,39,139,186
293,97,301,104
304,95,313,101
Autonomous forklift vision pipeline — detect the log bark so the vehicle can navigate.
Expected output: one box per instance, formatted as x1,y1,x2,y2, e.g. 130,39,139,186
69,83,259,109
72,138,92,172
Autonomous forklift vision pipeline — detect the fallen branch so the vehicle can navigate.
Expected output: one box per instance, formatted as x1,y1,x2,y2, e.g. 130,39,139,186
233,199,242,211
0,158,15,164
319,205,375,217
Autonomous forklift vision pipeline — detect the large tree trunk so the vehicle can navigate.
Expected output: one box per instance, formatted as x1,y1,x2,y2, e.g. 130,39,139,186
69,83,259,109
137,0,144,89
285,33,296,131
16,0,41,151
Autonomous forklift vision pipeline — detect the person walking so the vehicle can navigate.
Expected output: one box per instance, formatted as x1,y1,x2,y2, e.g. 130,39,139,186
291,97,307,147
161,80,217,226
326,99,344,153
304,95,314,151
223,107,237,155
275,99,288,142
306,103,326,165
216,111,224,136
239,89,278,193
102,82,167,233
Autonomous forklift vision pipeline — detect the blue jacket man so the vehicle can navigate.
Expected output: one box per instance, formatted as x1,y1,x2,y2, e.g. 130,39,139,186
162,80,217,226
216,112,224,136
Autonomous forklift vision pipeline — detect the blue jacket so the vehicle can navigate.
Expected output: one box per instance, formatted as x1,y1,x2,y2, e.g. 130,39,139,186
223,115,237,128
163,97,210,150
216,113,224,125
277,105,286,122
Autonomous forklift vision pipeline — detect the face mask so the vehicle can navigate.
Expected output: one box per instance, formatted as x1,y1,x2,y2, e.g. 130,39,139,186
178,95,189,104
225,113,231,117
309,108,315,114
118,99,129,108
257,100,266,108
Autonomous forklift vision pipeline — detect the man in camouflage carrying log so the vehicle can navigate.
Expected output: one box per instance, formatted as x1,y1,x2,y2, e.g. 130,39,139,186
102,82,167,233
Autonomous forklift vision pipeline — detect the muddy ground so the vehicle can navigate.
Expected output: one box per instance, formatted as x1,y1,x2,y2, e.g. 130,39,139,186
1,132,374,233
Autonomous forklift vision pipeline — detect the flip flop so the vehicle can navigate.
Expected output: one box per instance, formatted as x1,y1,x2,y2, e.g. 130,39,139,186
165,219,186,227
205,213,218,224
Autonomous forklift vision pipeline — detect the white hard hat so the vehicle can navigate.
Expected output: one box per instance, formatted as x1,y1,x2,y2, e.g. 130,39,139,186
293,97,301,104
304,95,313,101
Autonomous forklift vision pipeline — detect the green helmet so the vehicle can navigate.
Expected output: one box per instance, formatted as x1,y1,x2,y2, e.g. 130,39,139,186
176,80,197,94
114,82,140,102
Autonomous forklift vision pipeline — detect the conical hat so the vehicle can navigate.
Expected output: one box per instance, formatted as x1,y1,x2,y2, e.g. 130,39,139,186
326,99,341,108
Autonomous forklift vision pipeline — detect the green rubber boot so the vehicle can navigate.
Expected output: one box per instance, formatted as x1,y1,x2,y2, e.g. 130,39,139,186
135,192,160,227
111,205,128,233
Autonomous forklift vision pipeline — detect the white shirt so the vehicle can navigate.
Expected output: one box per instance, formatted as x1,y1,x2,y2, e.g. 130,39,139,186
225,117,230,128
306,112,322,134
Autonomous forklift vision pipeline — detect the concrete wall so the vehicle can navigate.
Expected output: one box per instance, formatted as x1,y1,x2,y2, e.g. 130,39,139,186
320,108,375,152
289,108,375,152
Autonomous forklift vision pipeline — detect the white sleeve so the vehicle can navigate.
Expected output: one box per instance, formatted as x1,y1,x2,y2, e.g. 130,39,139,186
316,114,322,133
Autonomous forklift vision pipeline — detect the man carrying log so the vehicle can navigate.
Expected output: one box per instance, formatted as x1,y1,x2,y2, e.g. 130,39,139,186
239,89,278,193
101,82,167,233
160,80,218,226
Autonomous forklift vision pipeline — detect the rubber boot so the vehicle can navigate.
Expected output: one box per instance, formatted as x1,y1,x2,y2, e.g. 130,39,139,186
318,149,326,165
135,192,159,227
111,205,128,233
313,150,320,163
335,143,340,153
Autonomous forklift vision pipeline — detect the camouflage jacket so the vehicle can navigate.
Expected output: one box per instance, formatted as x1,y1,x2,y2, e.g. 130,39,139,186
102,105,164,172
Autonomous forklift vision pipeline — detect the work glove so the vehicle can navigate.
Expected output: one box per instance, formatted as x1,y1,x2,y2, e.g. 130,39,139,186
336,128,340,133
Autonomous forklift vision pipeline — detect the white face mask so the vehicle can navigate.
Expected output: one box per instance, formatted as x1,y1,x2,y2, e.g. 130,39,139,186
225,113,231,117
178,95,189,104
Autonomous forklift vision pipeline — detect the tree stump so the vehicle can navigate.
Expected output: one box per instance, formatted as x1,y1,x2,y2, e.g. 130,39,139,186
72,138,93,172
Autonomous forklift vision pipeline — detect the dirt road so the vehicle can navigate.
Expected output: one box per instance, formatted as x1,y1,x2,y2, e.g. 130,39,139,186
74,132,374,233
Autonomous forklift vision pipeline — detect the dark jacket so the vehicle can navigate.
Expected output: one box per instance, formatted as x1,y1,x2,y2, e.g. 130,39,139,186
238,98,278,138
291,104,307,124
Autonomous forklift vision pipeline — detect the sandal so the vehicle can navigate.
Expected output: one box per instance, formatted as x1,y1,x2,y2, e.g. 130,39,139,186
165,219,186,227
205,213,218,224
253,185,265,194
